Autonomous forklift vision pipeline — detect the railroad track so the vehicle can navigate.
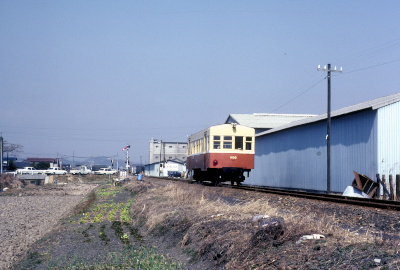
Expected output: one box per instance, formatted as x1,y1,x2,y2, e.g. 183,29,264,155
233,185,400,211
157,176,400,211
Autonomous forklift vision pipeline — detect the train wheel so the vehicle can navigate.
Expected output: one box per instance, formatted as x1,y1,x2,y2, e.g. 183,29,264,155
193,169,200,182
212,179,220,186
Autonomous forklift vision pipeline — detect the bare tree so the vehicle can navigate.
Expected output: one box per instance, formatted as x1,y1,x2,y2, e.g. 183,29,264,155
3,141,23,156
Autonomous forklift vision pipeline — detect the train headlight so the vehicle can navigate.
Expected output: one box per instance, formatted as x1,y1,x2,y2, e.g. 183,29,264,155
213,159,218,166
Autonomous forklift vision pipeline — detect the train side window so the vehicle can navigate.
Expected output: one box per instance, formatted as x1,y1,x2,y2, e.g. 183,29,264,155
245,137,252,150
196,140,200,153
223,136,232,149
235,136,243,150
213,136,220,149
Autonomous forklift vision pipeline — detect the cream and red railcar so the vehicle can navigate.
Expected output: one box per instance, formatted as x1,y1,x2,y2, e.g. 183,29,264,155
187,123,255,185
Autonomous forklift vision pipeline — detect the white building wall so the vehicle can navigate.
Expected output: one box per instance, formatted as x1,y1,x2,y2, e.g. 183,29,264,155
144,161,186,177
377,102,400,177
149,139,187,164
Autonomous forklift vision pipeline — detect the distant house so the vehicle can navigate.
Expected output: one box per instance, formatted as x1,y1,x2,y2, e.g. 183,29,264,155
92,165,109,172
15,161,31,169
2,157,18,170
144,159,186,177
26,158,59,163
25,158,61,168
2,157,17,165
225,113,316,134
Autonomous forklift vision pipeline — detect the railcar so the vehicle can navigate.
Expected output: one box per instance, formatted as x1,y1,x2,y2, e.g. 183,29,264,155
187,123,255,185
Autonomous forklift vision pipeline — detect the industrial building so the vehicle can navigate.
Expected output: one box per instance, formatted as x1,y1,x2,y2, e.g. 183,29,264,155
245,92,400,193
149,139,187,164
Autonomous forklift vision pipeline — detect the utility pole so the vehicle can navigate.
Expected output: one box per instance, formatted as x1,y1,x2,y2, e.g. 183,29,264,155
317,64,342,193
159,140,162,177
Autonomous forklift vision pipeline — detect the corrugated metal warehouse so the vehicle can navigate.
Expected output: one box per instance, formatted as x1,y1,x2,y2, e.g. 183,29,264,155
225,113,316,134
245,92,400,193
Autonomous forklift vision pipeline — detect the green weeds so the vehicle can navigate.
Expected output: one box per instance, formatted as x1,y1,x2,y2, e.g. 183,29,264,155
77,186,134,224
44,247,184,269
14,184,183,270
96,186,122,198
121,199,134,222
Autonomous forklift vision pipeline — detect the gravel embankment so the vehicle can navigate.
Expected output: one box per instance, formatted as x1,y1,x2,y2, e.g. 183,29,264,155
2,179,400,269
0,185,97,269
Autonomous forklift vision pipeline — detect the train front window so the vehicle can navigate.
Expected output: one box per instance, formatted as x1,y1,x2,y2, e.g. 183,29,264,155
235,136,243,150
213,136,221,149
245,137,252,150
223,136,232,149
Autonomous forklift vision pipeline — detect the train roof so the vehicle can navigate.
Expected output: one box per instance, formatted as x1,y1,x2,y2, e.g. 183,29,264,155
189,124,254,139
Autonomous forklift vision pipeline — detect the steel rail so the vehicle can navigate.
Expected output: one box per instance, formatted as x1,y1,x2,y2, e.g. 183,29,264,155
233,185,400,211
156,177,400,211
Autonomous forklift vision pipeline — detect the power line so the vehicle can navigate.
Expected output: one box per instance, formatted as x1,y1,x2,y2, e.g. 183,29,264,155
336,57,400,75
335,38,400,66
270,78,326,113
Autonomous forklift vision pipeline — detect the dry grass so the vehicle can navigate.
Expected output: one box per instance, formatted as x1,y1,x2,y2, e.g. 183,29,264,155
126,179,400,269
0,174,24,190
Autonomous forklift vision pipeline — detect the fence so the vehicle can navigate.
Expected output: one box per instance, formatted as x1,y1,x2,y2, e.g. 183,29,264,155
376,174,400,200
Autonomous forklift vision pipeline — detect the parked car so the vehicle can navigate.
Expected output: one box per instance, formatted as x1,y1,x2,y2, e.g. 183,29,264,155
70,166,92,175
45,167,68,175
94,168,118,175
16,167,44,175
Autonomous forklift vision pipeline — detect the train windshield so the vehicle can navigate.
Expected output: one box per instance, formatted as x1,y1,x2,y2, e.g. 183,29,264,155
235,136,243,150
211,134,253,151
213,136,221,149
245,137,252,150
223,136,232,149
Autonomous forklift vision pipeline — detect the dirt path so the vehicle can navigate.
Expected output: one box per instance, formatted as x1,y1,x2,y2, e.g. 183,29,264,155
11,183,189,270
0,184,97,269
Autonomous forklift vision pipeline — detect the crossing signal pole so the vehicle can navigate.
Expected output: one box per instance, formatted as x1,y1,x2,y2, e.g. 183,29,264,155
317,64,342,193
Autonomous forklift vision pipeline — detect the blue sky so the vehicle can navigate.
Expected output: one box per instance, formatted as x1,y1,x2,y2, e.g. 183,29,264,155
1,1,400,164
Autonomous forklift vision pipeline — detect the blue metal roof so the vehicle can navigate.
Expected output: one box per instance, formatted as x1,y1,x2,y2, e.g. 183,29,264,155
246,93,400,193
258,92,400,137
